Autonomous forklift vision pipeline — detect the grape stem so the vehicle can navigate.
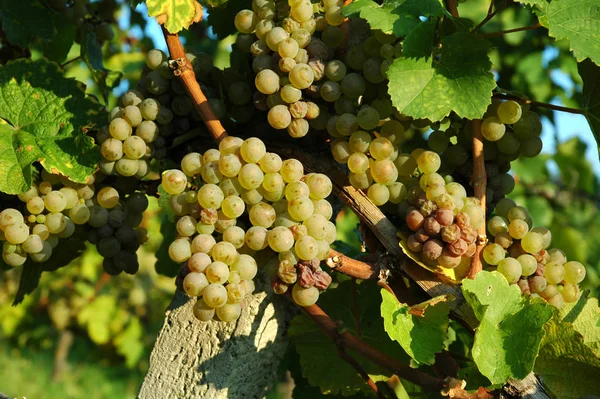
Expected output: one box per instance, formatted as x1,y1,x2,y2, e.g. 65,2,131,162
493,93,586,115
59,55,82,69
471,0,508,34
298,301,447,392
446,0,459,17
162,28,229,143
478,22,542,38
467,119,486,279
325,249,379,280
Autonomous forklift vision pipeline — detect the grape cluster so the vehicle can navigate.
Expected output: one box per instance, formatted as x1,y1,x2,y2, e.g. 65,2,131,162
161,136,335,321
396,151,483,268
432,101,543,208
46,0,116,42
0,171,148,274
483,199,586,308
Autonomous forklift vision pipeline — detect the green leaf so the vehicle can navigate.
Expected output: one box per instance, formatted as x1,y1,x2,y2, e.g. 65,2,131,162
462,271,554,385
114,318,145,368
579,59,600,152
535,301,600,399
387,33,495,121
559,294,600,358
401,19,436,59
80,25,123,105
155,212,180,277
544,0,600,64
146,0,202,33
380,290,450,365
0,59,101,195
77,295,117,345
289,280,410,396
0,0,56,48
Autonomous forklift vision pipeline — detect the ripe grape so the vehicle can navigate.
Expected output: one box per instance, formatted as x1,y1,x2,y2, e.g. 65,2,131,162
563,261,586,284
497,101,522,124
295,235,318,260
184,272,210,296
193,298,215,321
231,254,258,280
481,117,505,141
216,303,243,322
268,226,295,252
235,9,258,34
292,284,319,306
483,243,505,265
497,257,522,284
544,262,565,285
162,170,188,195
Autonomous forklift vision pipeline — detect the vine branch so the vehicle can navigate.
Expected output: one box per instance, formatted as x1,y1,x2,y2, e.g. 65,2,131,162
446,0,459,17
479,22,542,38
162,28,228,143
493,92,585,115
472,0,508,34
468,119,486,279
300,302,446,392
325,249,379,280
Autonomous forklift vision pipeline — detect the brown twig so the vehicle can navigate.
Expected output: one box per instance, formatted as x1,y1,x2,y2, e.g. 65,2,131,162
446,0,459,17
162,28,228,143
472,0,508,34
59,55,82,69
300,302,446,392
326,249,379,280
467,119,486,279
377,280,398,301
337,346,387,399
479,22,542,38
493,92,585,115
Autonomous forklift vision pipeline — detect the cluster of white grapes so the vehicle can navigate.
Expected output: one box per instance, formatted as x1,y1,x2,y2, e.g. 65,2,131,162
0,172,148,274
483,199,586,308
394,150,483,268
161,135,335,322
233,0,413,204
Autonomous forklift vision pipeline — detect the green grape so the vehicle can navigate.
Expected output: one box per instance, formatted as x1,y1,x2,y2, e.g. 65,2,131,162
122,105,142,127
497,100,522,124
171,96,192,116
205,261,230,285
162,170,188,195
180,153,202,177
513,111,542,139
140,98,160,121
356,106,380,131
238,164,265,190
278,38,300,58
321,25,343,48
191,234,216,254
540,283,559,300
234,9,258,34
480,116,505,141
241,189,263,205
388,182,407,204
324,60,346,82
487,216,508,236
369,137,393,160
341,73,366,98
249,202,276,228
366,183,389,206
258,153,282,173
497,257,522,284
175,216,196,237
348,171,372,189
363,58,385,83
418,151,441,174
483,243,505,265
146,49,167,70
4,223,29,245
289,63,315,89
545,262,565,285
548,292,565,308
292,29,311,48
302,214,328,240
281,85,302,104
497,132,520,154
561,283,580,303
44,191,67,213
285,181,310,201
109,117,132,140
222,226,246,249
231,254,258,280
290,0,313,22
203,283,228,308
31,224,49,240
262,172,285,193
123,136,146,159
156,106,173,125
564,261,586,284
548,248,567,265
519,137,543,158
17,185,38,202
325,5,344,26
238,138,266,164
245,226,269,251
198,184,225,209
3,250,27,267
445,182,467,198
268,226,295,252
252,54,275,73
115,158,139,177
255,19,274,40
347,152,369,174
294,235,318,260
216,303,242,322
280,159,304,183
292,284,319,306
268,105,292,129
521,232,544,254
101,138,124,162
427,130,449,152
188,253,212,273
495,198,516,218
184,272,209,296
305,173,332,200
349,131,372,153
218,154,242,178
288,196,314,221
221,196,246,219
59,187,78,210
320,81,342,102
255,69,280,95
97,187,120,209
227,82,252,106
517,254,538,276
461,204,484,230
507,206,529,221
507,219,528,239
370,159,398,185
266,27,289,51
211,241,239,266
203,149,221,164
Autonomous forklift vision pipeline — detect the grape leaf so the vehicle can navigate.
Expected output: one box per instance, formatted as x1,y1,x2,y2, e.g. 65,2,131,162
13,263,43,306
535,309,600,399
514,0,549,9
77,295,117,344
0,59,101,195
114,318,145,368
462,271,554,385
80,25,123,105
343,0,445,36
387,33,495,121
289,280,410,396
0,0,56,49
559,294,600,358
543,0,600,65
380,290,450,365
155,211,180,277
146,0,203,33
401,19,436,59
579,59,600,153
